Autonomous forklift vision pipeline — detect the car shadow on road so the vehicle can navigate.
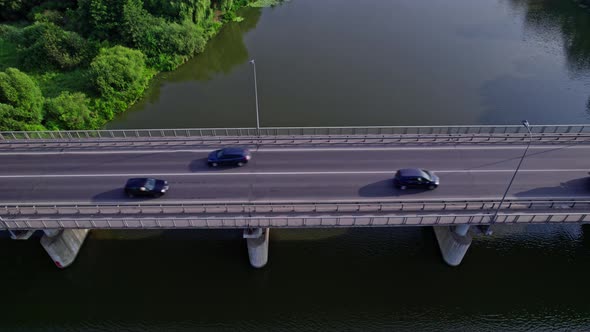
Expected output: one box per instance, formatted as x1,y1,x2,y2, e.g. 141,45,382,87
188,158,244,172
188,158,211,172
513,177,590,198
358,179,428,197
92,188,155,202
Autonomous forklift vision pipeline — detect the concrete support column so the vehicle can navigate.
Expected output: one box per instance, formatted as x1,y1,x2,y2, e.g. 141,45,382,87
433,226,472,267
8,230,36,240
41,229,90,269
243,228,269,268
454,224,470,237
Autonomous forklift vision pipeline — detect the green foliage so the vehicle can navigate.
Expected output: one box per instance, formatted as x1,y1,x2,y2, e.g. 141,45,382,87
33,69,93,98
0,0,43,21
43,91,91,129
122,3,208,70
0,0,254,131
0,67,44,130
0,38,19,70
74,0,127,40
143,0,216,31
249,0,283,7
89,97,127,124
90,45,151,105
31,9,62,23
29,1,76,16
222,10,237,22
15,22,93,71
0,24,25,45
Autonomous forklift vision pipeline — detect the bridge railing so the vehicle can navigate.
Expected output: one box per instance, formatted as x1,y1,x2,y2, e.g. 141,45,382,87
1,199,588,218
1,124,590,141
2,212,589,230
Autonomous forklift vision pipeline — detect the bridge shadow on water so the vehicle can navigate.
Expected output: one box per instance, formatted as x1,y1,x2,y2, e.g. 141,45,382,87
513,177,590,198
358,179,430,198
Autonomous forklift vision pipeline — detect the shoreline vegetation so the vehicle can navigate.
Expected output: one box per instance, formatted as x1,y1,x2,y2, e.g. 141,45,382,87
0,0,283,131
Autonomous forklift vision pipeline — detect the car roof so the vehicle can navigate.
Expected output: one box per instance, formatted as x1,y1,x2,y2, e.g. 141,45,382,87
398,168,427,177
220,147,248,155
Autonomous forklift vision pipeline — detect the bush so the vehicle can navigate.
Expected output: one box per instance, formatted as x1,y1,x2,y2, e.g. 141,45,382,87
44,91,91,129
122,3,206,70
74,0,127,40
0,0,44,21
32,9,63,24
17,22,92,71
90,45,151,105
0,68,44,130
144,0,213,25
28,0,77,22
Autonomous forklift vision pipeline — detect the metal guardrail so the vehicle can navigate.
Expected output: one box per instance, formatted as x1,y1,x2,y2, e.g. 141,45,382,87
1,199,588,218
1,124,590,140
1,133,588,146
2,212,589,230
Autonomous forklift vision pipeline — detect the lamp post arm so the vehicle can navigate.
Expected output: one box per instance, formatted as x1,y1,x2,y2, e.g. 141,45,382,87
250,59,260,134
490,126,533,224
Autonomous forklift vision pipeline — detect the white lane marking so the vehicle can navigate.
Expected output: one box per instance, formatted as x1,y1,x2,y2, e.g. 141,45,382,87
0,169,588,178
0,144,589,155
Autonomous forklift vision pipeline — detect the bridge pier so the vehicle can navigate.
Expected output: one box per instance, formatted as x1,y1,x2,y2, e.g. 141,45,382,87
8,230,36,240
41,229,90,268
243,228,269,268
434,225,472,267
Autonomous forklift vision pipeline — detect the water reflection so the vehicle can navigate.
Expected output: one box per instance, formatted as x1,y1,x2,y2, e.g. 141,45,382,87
515,0,590,73
171,7,262,82
512,0,590,118
111,6,262,124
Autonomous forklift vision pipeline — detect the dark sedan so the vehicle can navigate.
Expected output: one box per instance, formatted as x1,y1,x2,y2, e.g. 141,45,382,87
393,168,440,190
207,147,251,167
124,178,169,198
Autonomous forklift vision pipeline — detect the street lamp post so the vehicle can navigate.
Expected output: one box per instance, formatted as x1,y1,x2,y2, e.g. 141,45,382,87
489,120,533,228
249,59,261,135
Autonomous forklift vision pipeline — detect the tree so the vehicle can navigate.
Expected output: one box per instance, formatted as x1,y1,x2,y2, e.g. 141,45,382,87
144,0,213,25
121,2,207,70
17,22,92,71
0,67,44,130
0,0,43,21
44,91,91,129
90,45,151,106
74,0,127,40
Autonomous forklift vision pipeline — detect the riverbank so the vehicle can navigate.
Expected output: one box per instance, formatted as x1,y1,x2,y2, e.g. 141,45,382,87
0,0,279,132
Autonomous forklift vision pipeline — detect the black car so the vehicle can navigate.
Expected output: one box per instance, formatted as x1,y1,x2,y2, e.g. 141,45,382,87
124,178,169,197
207,147,251,167
393,168,440,190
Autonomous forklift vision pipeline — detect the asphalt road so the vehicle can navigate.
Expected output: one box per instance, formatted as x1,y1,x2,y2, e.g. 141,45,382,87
0,145,589,204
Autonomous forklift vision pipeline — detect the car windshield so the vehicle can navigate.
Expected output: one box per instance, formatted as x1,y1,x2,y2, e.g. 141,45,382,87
216,150,225,158
421,170,432,180
144,178,156,190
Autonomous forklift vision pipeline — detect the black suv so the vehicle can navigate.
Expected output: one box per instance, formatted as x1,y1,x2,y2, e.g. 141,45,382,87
393,168,440,190
207,147,251,167
124,178,169,198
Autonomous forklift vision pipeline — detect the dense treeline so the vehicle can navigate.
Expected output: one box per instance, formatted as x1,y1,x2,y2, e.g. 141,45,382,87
0,0,255,131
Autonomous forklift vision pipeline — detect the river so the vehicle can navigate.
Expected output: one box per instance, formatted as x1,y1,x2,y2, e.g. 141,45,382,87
3,0,590,331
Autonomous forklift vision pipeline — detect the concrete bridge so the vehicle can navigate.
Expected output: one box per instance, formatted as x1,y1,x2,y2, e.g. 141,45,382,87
1,124,589,269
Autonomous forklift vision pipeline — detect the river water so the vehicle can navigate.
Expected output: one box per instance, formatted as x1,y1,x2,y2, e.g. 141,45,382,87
3,0,590,331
